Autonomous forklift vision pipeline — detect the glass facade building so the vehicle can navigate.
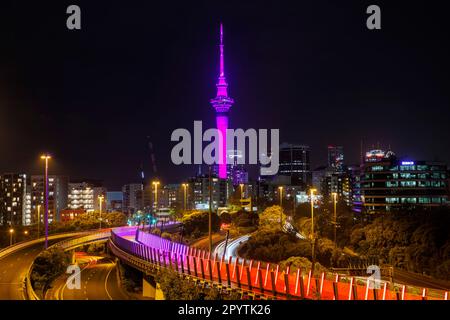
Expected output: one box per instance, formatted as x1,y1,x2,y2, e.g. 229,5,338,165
278,143,311,189
361,157,448,212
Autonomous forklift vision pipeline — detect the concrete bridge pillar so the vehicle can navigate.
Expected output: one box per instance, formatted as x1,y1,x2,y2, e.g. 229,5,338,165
142,275,164,300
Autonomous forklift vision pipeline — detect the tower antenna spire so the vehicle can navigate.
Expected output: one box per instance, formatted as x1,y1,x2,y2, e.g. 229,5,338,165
220,23,224,78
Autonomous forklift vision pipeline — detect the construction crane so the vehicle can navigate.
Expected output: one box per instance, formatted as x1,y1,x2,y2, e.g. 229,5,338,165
147,137,158,177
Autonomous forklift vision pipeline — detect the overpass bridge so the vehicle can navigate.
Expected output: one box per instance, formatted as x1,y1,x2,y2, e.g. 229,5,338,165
3,226,448,300
108,227,449,300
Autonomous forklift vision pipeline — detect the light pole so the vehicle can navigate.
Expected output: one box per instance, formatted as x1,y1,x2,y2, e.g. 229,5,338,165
40,154,51,249
310,188,317,274
98,195,104,229
332,192,338,249
182,183,188,211
239,183,244,199
152,181,160,211
36,204,41,239
9,229,14,246
278,186,283,228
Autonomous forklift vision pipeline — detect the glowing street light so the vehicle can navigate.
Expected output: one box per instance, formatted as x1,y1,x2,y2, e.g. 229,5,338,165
98,195,104,229
152,181,160,211
332,192,338,249
239,183,244,199
9,228,14,246
310,188,317,273
40,153,51,249
278,186,284,228
182,183,188,211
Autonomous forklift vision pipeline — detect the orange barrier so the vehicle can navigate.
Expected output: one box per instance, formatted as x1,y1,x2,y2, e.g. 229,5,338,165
111,229,449,300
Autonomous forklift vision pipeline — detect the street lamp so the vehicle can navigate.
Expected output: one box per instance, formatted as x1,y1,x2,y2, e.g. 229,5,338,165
332,192,338,249
152,181,160,211
278,186,284,228
98,195,104,229
24,230,29,236
40,153,51,249
36,204,41,239
182,183,188,211
9,228,14,246
310,188,317,274
239,183,244,199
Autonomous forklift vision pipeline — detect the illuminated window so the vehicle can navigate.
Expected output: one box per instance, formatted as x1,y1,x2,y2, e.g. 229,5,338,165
418,181,430,187
431,181,441,187
386,181,398,187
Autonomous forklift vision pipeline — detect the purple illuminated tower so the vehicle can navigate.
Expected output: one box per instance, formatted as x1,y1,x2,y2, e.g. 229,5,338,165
210,23,234,179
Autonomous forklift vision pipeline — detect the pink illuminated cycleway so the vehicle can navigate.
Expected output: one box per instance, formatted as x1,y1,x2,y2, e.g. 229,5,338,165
110,227,449,300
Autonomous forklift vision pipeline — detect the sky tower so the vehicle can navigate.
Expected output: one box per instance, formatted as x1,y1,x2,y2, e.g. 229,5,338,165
210,23,234,179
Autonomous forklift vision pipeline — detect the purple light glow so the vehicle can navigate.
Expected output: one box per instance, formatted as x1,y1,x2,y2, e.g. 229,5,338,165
210,23,234,179
216,115,228,178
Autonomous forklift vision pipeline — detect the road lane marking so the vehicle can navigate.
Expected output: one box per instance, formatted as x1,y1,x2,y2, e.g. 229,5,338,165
104,262,115,300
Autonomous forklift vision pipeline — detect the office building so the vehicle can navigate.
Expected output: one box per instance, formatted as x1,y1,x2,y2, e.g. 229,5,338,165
278,143,311,189
360,149,448,212
328,145,344,172
122,183,143,215
31,175,68,223
188,173,227,210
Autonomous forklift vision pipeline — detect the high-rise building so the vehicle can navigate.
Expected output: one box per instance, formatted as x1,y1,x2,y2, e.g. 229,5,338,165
159,184,181,209
122,183,143,215
188,173,227,210
227,150,249,186
360,150,448,212
278,143,311,189
31,175,68,223
322,172,351,205
328,145,344,172
348,165,363,212
210,24,234,179
68,180,106,212
0,173,30,226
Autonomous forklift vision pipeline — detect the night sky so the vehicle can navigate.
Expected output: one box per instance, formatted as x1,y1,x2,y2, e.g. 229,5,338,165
0,1,449,189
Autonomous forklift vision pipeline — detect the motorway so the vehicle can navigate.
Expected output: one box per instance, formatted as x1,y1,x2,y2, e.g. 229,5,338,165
392,268,450,291
0,237,74,300
213,235,250,261
46,254,128,300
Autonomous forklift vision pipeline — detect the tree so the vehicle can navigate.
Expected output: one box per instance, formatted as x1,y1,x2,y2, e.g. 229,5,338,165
180,210,220,238
31,248,71,296
258,205,286,232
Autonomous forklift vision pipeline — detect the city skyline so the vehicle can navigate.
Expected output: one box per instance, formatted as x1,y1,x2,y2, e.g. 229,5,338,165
1,2,449,190
0,1,449,305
